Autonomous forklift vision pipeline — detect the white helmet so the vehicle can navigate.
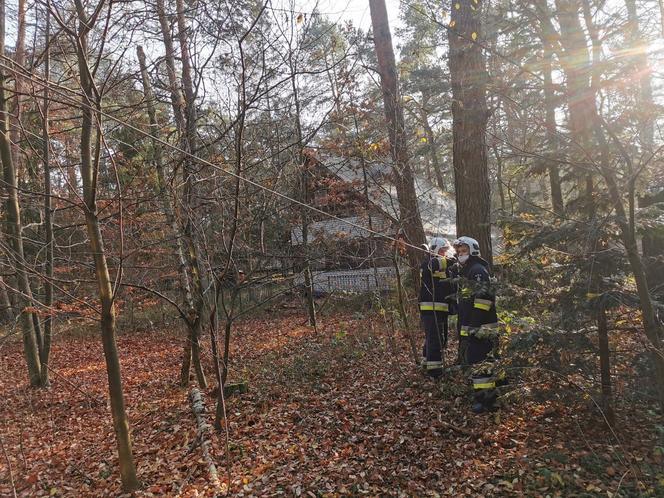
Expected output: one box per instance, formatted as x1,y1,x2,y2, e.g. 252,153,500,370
428,236,450,253
453,236,481,256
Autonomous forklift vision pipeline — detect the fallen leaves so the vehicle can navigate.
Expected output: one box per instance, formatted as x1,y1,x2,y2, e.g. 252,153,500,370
0,309,662,496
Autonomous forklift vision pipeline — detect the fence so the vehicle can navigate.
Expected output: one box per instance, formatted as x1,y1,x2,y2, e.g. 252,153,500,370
295,266,399,294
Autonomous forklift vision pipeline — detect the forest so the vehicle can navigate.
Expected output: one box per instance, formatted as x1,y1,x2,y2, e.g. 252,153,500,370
0,0,663,496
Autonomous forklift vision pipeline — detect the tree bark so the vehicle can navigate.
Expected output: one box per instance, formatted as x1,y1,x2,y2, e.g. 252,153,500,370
0,0,42,386
288,37,317,330
175,0,207,389
596,301,615,426
189,388,221,487
447,0,493,264
419,92,445,192
554,0,595,220
154,0,193,385
369,0,426,271
40,3,53,387
639,190,664,286
0,277,13,323
624,0,663,286
10,0,26,172
541,39,564,215
624,0,654,154
492,144,506,213
73,0,139,489
155,0,185,133
155,0,206,388
136,44,205,387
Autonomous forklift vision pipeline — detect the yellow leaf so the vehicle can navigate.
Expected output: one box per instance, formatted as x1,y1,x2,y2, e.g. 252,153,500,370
455,2,460,9
551,472,565,487
472,32,478,40
449,20,456,28
420,137,428,143
586,293,599,300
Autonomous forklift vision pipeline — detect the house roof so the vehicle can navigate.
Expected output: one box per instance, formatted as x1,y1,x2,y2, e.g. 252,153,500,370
291,214,392,245
291,153,508,259
293,154,456,243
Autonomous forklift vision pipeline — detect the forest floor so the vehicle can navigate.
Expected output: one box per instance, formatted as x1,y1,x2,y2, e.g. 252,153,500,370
1,304,663,497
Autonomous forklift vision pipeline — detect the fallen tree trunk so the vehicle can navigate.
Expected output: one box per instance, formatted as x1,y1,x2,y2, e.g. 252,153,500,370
189,388,221,489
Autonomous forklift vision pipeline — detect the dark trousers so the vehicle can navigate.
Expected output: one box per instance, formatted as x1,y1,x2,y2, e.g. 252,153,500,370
421,312,448,377
467,336,493,365
468,336,498,411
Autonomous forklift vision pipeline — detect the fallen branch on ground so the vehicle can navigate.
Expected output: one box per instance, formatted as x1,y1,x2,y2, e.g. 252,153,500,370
189,388,221,490
437,413,479,438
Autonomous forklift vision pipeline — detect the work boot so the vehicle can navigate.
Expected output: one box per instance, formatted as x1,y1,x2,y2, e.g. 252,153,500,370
427,369,443,379
471,402,485,414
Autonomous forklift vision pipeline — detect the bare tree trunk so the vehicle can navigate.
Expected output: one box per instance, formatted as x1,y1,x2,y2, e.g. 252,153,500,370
0,0,42,386
369,0,426,271
300,163,317,330
392,249,418,364
0,277,13,322
155,0,194,385
155,0,185,133
447,0,493,263
554,0,595,220
624,0,654,154
72,0,139,489
16,0,43,345
639,190,664,286
175,0,207,389
492,145,506,212
624,0,663,286
10,0,25,170
155,0,206,388
541,40,564,215
419,93,445,192
136,45,204,388
288,44,317,330
596,301,615,426
40,3,53,387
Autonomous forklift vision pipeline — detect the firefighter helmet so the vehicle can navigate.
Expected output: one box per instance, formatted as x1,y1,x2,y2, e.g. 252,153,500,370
453,236,481,256
428,237,450,253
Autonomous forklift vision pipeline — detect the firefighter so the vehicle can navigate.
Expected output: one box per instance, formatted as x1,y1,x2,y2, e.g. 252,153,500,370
452,236,501,413
419,237,456,378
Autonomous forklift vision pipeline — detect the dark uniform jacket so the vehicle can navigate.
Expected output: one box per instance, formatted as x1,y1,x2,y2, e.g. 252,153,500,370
456,256,497,330
419,255,457,315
